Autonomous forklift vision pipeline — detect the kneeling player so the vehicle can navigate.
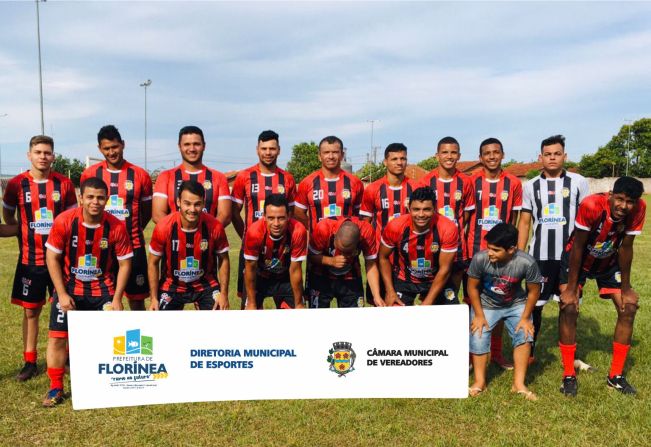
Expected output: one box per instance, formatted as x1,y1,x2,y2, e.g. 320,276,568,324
148,180,230,311
558,177,646,396
467,223,541,400
43,178,133,407
379,187,459,306
308,217,382,308
243,194,307,309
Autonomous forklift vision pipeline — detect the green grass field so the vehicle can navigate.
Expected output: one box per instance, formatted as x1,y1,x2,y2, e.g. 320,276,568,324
1,202,650,446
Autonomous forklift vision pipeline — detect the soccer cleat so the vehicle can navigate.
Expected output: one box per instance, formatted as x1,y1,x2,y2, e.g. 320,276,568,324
574,358,595,373
607,375,637,395
491,354,514,371
560,375,578,397
42,388,65,408
16,362,39,382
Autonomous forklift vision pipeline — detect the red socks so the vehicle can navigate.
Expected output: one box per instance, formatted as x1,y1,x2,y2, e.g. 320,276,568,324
609,342,630,378
47,367,65,390
490,332,503,359
24,351,37,363
559,342,576,376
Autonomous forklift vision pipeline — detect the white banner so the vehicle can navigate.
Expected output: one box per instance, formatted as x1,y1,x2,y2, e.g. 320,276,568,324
68,305,469,410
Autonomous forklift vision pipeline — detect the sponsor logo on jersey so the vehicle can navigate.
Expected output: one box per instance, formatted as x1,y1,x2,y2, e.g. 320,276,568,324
255,200,265,219
264,257,284,273
71,254,102,281
588,240,615,259
540,203,567,225
439,205,455,221
105,195,130,220
30,207,54,235
477,205,502,229
174,256,204,282
327,341,356,376
410,258,432,277
323,204,342,218
388,213,401,222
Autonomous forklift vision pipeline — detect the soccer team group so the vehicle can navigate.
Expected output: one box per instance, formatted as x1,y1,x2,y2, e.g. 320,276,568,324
1,125,646,407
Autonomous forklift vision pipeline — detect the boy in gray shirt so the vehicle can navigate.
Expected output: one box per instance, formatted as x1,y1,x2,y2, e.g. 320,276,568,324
467,223,541,400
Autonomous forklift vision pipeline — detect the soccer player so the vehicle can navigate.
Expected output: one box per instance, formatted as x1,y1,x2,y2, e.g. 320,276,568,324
360,143,417,305
243,194,307,309
294,136,364,232
80,125,153,311
558,177,646,396
517,135,590,365
307,217,381,308
148,180,230,311
467,137,522,370
231,130,296,308
152,125,231,225
467,223,541,400
379,187,459,306
2,135,77,382
43,177,133,407
419,136,475,293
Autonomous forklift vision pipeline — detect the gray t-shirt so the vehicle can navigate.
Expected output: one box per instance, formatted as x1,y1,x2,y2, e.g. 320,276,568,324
467,250,542,308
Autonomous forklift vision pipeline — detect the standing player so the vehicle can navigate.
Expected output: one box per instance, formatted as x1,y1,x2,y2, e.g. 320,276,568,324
294,136,364,232
558,177,645,396
43,177,133,407
152,126,231,226
419,136,475,293
243,194,307,310
2,135,77,382
80,125,153,311
307,217,382,308
517,135,590,366
360,143,417,305
231,130,296,308
379,187,459,306
467,138,523,370
148,181,230,311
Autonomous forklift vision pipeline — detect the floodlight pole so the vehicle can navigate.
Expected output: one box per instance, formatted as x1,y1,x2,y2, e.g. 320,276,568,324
140,79,152,170
36,0,46,134
625,119,633,176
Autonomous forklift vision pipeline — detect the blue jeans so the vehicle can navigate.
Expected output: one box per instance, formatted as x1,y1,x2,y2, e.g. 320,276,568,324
469,303,533,355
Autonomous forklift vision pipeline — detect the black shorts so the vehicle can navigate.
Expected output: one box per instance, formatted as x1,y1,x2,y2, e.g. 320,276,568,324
122,246,150,301
49,292,113,338
252,276,296,309
537,260,561,305
158,287,220,310
559,252,622,297
308,274,363,308
12,263,52,309
394,278,459,306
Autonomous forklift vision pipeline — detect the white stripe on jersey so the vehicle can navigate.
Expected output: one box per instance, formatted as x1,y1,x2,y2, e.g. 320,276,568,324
522,171,589,261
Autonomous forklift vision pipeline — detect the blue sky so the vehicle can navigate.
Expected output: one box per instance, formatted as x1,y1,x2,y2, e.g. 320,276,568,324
1,1,650,175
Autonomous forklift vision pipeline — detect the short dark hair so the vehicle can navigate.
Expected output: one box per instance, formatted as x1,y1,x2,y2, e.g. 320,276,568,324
541,135,565,152
264,194,289,213
97,125,123,144
437,136,459,151
258,130,279,144
613,176,644,200
178,126,205,144
479,137,503,155
484,223,518,249
29,135,54,150
409,186,435,206
318,136,343,151
80,177,108,195
177,180,205,200
384,143,407,159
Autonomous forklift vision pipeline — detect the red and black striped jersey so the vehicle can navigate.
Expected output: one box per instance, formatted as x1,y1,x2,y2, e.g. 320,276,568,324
566,193,646,273
2,171,77,266
467,171,522,258
308,217,377,280
80,160,152,249
381,214,458,284
231,165,296,231
359,176,418,247
419,169,475,262
45,208,133,297
153,164,230,217
295,170,364,232
243,218,307,279
149,212,229,294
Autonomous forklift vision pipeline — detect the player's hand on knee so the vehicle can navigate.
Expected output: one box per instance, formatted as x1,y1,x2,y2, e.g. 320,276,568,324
621,289,639,311
470,315,489,337
559,289,579,311
516,318,534,338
